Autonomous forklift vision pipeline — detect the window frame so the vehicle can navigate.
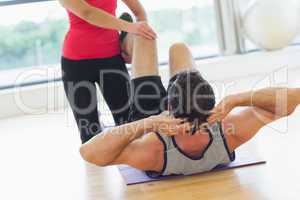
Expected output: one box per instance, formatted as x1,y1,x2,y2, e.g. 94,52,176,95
0,0,51,6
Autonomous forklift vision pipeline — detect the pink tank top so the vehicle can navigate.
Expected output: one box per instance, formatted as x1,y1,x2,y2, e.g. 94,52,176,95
62,0,121,60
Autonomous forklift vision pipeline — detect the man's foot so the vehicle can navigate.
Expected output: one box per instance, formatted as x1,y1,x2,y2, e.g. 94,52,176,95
119,13,134,64
119,12,134,43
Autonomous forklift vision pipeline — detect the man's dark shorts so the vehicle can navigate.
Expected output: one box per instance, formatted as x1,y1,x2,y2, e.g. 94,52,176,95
128,75,177,122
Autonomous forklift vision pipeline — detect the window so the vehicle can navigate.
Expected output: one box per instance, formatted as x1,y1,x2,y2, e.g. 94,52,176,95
0,1,67,70
0,0,219,89
293,35,300,45
134,0,219,62
0,0,67,88
236,0,255,52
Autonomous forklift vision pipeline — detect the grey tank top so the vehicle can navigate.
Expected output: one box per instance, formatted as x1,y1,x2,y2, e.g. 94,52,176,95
146,122,235,178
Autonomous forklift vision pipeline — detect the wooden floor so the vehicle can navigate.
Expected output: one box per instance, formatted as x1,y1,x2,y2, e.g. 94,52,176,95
1,67,300,200
0,108,300,200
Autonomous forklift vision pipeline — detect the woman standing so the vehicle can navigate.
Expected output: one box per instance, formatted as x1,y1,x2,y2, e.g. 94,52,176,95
59,0,156,143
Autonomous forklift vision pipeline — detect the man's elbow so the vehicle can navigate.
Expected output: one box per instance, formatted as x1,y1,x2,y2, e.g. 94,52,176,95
286,88,300,116
79,145,110,167
79,145,95,164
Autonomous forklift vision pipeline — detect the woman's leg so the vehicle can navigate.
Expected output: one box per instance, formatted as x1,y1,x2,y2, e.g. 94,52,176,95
96,55,131,125
62,58,102,143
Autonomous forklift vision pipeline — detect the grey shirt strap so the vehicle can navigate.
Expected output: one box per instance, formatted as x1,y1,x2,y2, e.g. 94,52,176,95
145,132,168,178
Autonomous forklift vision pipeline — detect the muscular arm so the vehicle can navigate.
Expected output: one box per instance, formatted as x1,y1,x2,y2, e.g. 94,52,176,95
231,87,300,118
209,87,300,151
59,0,131,31
80,118,152,166
80,115,185,167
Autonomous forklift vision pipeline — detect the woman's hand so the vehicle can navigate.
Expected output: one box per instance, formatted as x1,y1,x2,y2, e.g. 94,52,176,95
127,21,157,40
146,114,192,136
207,95,237,124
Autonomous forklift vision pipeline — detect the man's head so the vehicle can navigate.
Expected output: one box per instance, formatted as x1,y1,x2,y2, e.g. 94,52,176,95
167,70,215,125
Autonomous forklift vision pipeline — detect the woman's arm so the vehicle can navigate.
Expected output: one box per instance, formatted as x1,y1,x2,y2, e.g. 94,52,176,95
58,0,156,39
122,0,147,21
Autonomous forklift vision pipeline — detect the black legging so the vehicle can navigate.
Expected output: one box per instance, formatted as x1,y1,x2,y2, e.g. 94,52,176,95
61,55,130,143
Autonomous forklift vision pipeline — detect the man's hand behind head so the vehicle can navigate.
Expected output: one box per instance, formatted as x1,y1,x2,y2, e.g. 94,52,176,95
207,95,238,125
147,114,193,136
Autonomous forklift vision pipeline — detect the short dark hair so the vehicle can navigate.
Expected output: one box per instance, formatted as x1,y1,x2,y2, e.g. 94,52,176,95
167,70,215,124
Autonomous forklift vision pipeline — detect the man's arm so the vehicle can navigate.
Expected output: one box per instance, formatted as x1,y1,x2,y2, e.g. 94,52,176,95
231,87,300,118
208,87,300,151
80,118,151,166
209,87,300,123
80,116,185,167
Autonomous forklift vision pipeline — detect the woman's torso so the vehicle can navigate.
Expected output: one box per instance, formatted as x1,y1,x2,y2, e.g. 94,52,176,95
63,0,121,60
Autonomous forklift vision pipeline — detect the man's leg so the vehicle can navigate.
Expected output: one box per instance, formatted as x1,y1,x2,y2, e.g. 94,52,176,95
168,43,196,77
131,35,159,78
121,33,159,77
126,35,167,122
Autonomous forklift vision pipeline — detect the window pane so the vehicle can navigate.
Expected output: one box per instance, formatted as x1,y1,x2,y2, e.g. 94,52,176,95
118,0,219,62
0,1,67,72
293,35,300,44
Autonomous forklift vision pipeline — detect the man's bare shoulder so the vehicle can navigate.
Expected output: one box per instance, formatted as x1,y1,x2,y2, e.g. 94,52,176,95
112,131,165,171
221,107,276,151
140,132,164,153
142,132,165,171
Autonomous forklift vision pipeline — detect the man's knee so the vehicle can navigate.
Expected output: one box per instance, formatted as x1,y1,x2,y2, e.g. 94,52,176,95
168,42,194,75
169,42,189,55
133,35,157,46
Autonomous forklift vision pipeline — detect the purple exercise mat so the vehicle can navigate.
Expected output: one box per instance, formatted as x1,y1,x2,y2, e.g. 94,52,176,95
118,149,266,185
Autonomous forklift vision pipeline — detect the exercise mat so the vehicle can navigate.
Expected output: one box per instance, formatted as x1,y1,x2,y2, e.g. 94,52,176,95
118,149,266,185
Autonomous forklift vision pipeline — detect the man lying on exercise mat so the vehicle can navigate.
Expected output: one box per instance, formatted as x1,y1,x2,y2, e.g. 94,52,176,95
79,35,300,177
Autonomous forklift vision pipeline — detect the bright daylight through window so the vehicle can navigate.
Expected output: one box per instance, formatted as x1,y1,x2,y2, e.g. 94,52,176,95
0,0,219,88
137,0,219,61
